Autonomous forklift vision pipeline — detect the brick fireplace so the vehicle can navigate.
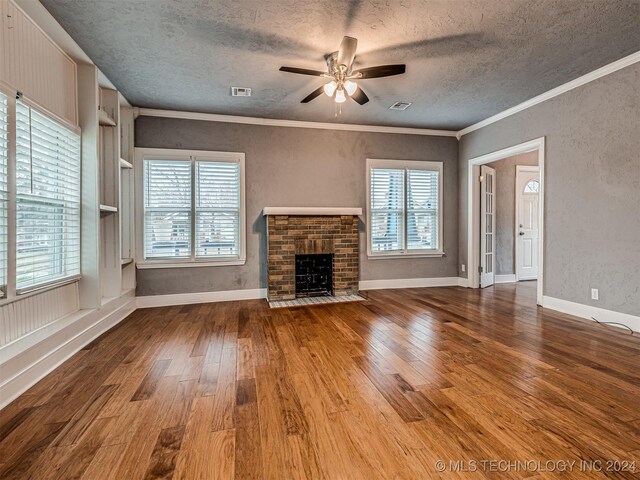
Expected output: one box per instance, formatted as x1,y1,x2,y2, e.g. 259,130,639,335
264,208,362,301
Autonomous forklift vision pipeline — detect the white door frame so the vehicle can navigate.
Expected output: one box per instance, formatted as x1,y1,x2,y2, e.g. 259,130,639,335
515,165,540,281
466,137,545,305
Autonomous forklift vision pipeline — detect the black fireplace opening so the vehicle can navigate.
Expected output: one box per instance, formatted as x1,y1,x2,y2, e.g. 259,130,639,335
295,254,334,297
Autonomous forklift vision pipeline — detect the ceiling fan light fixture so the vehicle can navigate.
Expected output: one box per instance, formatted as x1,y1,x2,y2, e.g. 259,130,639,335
344,80,357,96
323,81,337,97
279,36,406,105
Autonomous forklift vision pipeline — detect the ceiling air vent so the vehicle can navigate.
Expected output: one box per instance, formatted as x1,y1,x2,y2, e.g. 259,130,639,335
231,87,252,97
389,101,412,111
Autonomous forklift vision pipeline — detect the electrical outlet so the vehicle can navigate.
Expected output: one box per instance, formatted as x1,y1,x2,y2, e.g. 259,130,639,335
591,288,599,301
461,264,466,273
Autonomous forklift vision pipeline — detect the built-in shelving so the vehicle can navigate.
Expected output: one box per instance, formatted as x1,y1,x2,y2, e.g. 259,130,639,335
119,104,136,292
77,56,136,309
98,108,116,126
99,204,118,214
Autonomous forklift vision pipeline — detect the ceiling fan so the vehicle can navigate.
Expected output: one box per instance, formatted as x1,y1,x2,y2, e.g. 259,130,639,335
279,36,406,105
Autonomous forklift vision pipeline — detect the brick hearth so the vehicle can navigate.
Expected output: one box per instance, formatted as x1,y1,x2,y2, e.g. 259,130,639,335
266,214,359,301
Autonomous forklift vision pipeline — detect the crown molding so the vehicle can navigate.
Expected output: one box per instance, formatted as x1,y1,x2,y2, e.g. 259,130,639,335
135,108,458,137
457,50,640,139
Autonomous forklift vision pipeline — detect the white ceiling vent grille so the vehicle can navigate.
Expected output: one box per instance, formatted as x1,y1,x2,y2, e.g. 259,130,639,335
389,101,412,111
231,87,252,97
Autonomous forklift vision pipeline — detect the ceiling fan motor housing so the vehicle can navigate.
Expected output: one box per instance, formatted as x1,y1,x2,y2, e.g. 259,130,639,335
326,53,354,89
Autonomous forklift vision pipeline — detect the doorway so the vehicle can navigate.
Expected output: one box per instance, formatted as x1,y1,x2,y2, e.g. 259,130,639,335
467,138,545,305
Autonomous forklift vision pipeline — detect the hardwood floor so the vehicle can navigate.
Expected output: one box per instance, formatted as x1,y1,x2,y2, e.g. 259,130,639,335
1,282,639,479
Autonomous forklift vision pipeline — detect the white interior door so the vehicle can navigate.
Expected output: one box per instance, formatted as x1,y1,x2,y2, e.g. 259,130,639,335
516,167,540,280
480,165,496,288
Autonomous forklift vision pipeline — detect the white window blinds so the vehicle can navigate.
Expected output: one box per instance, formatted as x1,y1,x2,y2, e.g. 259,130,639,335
368,160,442,256
407,169,439,250
195,161,240,258
144,160,192,259
143,154,244,263
0,93,8,296
370,168,404,252
15,100,81,291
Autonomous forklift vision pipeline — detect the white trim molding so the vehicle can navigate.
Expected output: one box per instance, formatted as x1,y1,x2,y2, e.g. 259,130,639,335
542,296,640,333
467,137,545,305
135,147,247,269
366,158,444,259
0,293,136,409
136,288,267,308
359,277,464,290
136,259,246,270
495,274,517,284
136,108,458,137
262,207,362,216
457,50,640,138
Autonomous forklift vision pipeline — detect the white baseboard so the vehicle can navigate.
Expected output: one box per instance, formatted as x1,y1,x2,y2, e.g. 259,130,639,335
495,274,517,284
136,288,267,308
457,277,470,288
542,296,640,333
359,277,465,290
0,293,136,410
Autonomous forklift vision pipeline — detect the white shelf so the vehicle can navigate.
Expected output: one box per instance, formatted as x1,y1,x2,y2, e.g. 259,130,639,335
262,207,363,216
98,108,117,126
119,158,133,169
99,204,118,215
121,258,134,266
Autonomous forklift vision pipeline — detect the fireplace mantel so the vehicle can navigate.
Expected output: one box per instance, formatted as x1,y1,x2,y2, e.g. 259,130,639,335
262,207,362,216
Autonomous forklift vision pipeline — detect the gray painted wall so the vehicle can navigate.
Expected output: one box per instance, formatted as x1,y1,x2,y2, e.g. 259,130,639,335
459,63,640,315
135,118,459,296
486,152,538,275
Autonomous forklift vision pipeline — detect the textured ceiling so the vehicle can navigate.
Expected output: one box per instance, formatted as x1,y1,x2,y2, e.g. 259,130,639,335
42,0,640,130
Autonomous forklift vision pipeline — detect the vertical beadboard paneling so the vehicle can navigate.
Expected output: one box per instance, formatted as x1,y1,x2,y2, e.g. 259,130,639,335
1,0,77,125
0,282,79,347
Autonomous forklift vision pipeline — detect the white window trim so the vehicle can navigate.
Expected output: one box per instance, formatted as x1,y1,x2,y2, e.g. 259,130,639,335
135,147,246,269
366,158,444,259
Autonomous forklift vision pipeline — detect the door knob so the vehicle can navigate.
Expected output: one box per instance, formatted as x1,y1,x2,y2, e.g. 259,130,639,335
519,232,525,236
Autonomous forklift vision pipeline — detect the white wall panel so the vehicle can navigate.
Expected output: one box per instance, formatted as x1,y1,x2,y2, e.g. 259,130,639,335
0,282,78,347
1,0,77,125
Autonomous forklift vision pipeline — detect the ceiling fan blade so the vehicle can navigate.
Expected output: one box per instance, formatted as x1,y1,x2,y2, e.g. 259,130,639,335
337,36,358,68
350,87,369,105
301,86,325,103
279,66,327,76
352,64,406,79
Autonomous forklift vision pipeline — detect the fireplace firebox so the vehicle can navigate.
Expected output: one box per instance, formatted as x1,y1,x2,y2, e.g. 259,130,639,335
295,254,333,297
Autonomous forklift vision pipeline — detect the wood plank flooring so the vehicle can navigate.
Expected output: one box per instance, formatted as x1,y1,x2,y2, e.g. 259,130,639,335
1,282,639,479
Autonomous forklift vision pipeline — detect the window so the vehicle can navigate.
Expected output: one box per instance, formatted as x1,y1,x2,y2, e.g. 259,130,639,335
140,149,245,266
524,179,539,193
0,92,7,297
367,159,443,257
15,100,81,291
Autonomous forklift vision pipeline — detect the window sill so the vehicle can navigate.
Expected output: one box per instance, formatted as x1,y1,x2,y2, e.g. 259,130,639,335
0,275,81,306
136,258,246,269
367,251,445,260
